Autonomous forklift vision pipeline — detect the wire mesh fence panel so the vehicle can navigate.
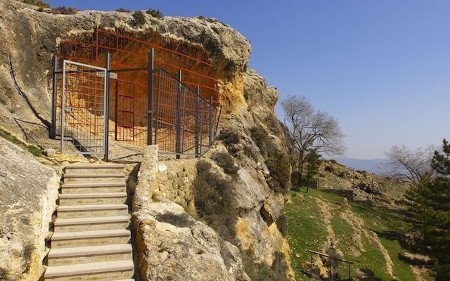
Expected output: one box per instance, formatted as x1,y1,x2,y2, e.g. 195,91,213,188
154,68,220,156
155,68,178,154
61,60,107,155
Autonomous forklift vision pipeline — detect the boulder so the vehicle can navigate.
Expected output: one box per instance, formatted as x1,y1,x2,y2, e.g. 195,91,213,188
0,138,59,280
133,201,249,281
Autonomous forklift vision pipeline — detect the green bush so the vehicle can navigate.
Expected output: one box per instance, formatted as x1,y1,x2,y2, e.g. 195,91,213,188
242,249,290,281
132,11,146,27
193,160,237,241
211,152,239,176
116,8,131,13
23,0,49,8
324,165,334,173
250,125,290,193
217,129,240,146
52,6,77,15
243,145,257,160
276,214,288,237
146,9,163,18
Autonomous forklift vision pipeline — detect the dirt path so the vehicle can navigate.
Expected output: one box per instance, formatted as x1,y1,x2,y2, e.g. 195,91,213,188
340,203,396,279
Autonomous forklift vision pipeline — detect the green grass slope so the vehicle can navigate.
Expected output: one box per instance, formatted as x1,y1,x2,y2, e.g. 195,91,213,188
285,189,427,281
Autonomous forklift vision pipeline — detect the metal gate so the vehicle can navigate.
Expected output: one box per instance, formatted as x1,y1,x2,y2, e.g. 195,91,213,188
60,60,107,156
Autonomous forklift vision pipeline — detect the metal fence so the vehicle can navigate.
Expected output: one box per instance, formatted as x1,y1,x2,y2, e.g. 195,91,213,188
51,48,221,160
154,68,220,157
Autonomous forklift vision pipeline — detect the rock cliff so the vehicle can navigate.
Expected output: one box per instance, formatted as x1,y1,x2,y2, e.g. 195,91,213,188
0,1,293,280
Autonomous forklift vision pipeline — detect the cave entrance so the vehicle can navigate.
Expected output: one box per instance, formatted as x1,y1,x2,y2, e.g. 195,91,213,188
50,28,221,161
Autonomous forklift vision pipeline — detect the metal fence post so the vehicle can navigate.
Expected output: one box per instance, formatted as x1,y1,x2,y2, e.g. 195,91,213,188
175,70,182,159
147,48,154,145
50,55,58,139
154,68,161,145
194,86,200,157
208,96,213,146
104,52,111,162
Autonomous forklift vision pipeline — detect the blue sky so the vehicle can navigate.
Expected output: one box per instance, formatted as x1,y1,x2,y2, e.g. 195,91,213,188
47,0,450,159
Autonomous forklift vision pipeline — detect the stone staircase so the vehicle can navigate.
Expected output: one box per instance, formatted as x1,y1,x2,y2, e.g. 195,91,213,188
44,164,135,280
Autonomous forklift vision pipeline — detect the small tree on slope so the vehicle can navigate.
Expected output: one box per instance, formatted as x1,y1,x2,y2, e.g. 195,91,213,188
405,139,450,280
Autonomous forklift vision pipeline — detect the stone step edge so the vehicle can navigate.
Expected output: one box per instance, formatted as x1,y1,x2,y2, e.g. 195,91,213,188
65,164,125,169
51,229,130,241
44,260,134,278
54,216,130,226
58,204,129,212
48,244,132,258
59,192,127,199
64,173,125,179
62,182,126,188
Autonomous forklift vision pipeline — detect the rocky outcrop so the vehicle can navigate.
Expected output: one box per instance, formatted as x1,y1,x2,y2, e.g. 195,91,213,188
0,0,250,146
0,138,59,280
134,201,248,281
1,1,293,280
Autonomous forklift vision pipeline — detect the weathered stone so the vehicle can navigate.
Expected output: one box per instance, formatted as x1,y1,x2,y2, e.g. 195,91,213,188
43,148,56,157
133,201,249,281
0,138,59,281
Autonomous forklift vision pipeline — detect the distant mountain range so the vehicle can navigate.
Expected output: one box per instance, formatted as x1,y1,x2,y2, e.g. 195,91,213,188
334,157,390,175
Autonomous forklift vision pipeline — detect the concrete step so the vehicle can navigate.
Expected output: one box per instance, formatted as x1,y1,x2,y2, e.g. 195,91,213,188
62,182,126,188
54,216,130,232
61,182,126,194
64,173,125,179
59,193,128,205
57,204,129,218
44,260,134,280
51,229,131,248
65,164,125,170
63,176,126,185
47,244,132,266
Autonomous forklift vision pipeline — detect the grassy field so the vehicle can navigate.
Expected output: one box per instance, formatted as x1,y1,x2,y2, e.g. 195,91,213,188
285,188,424,281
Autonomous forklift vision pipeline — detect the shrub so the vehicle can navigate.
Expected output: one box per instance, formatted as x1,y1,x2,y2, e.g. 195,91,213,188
116,8,131,13
193,160,237,241
146,9,163,18
27,145,42,157
217,129,240,146
266,150,290,193
23,0,49,8
324,165,334,173
243,145,257,160
132,11,146,27
250,125,290,193
211,152,239,176
52,6,77,15
249,126,270,156
276,214,288,237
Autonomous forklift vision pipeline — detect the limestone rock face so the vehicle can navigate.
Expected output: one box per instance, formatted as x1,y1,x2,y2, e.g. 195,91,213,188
133,201,249,281
0,138,59,280
0,1,293,279
0,0,250,146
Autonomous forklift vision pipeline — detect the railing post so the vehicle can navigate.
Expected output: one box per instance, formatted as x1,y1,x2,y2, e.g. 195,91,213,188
147,48,154,145
175,70,182,159
208,96,214,147
198,99,204,156
50,55,58,139
104,52,111,162
154,68,161,145
194,86,200,157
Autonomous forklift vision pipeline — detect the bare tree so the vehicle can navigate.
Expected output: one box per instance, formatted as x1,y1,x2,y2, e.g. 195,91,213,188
281,96,345,185
385,145,435,186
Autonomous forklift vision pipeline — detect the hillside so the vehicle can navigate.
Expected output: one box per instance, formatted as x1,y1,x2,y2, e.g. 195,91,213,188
315,160,411,205
285,159,434,281
286,189,432,281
